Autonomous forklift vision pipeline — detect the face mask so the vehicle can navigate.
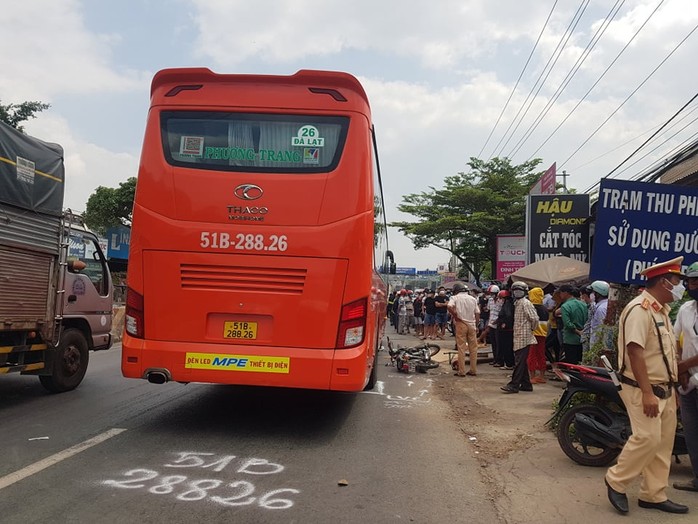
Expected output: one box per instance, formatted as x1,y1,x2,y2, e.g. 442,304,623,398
665,279,685,302
688,288,698,301
439,291,445,296
512,289,526,299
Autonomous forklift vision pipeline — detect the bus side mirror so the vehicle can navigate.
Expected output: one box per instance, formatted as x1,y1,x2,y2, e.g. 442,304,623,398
385,250,396,274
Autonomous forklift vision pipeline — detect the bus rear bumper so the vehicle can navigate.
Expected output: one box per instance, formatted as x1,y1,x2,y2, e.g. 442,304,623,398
121,333,371,391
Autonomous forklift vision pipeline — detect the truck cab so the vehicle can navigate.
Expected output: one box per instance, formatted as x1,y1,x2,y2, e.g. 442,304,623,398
63,219,114,352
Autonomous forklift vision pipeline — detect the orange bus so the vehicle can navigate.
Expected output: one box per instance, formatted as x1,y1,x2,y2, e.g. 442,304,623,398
122,68,395,391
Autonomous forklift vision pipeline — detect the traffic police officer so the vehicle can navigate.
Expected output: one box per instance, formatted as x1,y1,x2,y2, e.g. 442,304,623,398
605,256,689,515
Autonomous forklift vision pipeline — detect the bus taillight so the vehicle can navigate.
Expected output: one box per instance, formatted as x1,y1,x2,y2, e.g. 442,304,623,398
336,297,367,348
125,288,145,338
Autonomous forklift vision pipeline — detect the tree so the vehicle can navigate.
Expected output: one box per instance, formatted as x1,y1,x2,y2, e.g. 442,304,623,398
0,100,50,131
83,177,136,235
390,157,543,285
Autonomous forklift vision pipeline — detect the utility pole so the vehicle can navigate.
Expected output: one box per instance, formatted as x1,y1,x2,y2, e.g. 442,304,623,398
557,170,569,193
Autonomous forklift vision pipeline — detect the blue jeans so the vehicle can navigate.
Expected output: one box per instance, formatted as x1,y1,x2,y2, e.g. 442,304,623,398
679,389,698,481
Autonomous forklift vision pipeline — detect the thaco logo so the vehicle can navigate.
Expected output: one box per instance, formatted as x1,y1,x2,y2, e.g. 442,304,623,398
234,184,263,201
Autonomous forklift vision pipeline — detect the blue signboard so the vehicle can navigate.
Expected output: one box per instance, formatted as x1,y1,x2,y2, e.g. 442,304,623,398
395,267,417,275
590,179,698,284
417,270,438,275
107,226,131,260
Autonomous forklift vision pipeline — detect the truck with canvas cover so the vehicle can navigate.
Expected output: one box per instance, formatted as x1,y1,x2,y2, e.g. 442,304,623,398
0,121,113,392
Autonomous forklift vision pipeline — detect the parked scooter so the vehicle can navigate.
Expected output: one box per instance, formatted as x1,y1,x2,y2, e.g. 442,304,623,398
547,360,687,467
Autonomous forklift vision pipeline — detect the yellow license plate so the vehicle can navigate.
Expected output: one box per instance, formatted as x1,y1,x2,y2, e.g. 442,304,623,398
223,321,258,340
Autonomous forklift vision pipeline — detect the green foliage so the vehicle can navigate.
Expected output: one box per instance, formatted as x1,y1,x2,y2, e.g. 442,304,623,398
83,177,136,235
390,157,543,285
582,285,641,367
0,100,50,131
583,323,617,367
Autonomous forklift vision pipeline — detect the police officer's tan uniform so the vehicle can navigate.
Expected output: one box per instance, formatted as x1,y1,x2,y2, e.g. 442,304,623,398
605,260,680,504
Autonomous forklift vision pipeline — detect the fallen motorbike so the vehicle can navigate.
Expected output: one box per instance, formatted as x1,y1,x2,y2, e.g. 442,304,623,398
387,339,440,374
547,361,687,467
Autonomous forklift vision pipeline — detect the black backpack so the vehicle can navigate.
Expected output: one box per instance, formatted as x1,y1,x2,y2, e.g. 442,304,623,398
534,303,548,322
498,298,515,330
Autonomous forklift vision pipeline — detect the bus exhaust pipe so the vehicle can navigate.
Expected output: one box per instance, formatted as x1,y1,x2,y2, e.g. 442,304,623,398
145,370,170,384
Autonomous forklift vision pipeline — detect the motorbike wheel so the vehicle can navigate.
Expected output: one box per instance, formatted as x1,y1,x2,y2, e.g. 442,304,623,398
424,343,440,358
406,343,441,359
557,403,621,467
415,360,439,373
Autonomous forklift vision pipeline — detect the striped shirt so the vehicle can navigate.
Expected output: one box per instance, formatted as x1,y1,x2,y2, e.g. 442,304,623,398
513,298,538,351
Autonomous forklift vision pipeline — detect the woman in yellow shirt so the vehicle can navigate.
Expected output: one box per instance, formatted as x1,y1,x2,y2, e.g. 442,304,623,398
528,287,549,383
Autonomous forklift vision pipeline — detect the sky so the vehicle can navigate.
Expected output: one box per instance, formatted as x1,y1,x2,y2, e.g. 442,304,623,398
2,0,697,271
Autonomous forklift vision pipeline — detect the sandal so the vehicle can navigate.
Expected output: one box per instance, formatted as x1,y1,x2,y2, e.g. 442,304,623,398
465,371,477,376
453,373,466,377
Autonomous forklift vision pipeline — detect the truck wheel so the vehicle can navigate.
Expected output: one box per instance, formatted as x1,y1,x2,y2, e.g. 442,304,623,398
39,329,89,393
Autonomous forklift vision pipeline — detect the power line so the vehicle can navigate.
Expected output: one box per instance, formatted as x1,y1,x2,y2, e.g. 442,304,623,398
616,114,698,180
487,0,590,160
525,0,666,161
571,100,698,172
628,129,698,183
559,21,698,171
605,92,698,179
582,95,698,193
507,0,625,159
477,0,559,158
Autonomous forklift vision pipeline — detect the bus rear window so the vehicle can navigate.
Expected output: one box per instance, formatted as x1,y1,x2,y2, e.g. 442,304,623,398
161,111,349,173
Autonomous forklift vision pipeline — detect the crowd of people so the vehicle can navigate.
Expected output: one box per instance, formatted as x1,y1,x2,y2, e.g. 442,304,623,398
388,278,610,387
388,254,698,515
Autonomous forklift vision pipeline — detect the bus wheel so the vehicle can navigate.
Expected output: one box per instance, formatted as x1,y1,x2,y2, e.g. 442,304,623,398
364,348,378,390
39,329,89,393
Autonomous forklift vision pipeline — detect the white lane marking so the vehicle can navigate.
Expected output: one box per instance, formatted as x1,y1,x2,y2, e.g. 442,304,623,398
0,428,127,491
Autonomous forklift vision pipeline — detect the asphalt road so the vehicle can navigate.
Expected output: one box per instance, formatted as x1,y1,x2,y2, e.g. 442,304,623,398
0,344,497,523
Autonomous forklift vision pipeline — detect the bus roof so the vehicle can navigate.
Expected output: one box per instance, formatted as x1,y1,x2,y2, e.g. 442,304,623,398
150,68,371,114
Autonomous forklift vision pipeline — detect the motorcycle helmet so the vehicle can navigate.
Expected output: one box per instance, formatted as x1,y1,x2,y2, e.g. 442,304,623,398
511,281,528,299
511,281,529,292
497,290,510,298
451,282,468,294
487,284,500,294
590,280,610,297
686,262,698,278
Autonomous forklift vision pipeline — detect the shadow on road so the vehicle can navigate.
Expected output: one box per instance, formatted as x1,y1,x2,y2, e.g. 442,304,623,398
139,384,359,444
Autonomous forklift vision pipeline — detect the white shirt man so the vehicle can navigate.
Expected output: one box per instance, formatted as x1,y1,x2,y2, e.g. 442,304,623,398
448,285,480,376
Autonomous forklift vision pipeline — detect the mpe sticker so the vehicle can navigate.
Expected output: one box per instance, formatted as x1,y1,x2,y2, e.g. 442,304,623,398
185,352,290,373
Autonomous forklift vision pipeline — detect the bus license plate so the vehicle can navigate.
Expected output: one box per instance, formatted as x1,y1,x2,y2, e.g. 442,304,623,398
223,321,258,340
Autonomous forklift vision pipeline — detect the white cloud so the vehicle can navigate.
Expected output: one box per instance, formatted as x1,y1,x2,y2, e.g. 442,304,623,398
23,115,139,215
189,0,554,70
0,1,148,101
1,0,697,271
